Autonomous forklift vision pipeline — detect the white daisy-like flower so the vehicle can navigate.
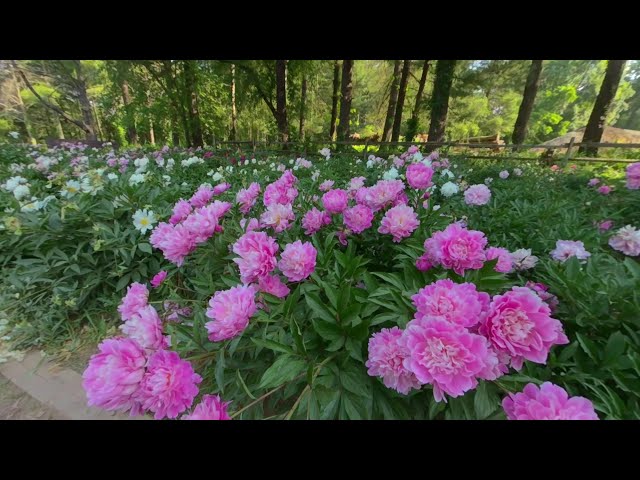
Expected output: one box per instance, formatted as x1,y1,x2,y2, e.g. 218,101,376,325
132,209,157,234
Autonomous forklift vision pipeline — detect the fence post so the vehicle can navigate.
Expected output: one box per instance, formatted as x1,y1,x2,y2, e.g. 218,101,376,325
562,137,575,167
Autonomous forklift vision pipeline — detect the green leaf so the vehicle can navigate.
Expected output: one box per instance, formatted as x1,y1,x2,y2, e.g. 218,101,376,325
259,355,306,389
312,318,343,341
137,243,152,254
604,332,627,366
576,333,600,362
473,382,499,420
340,369,369,396
251,338,296,355
115,274,131,291
305,292,336,324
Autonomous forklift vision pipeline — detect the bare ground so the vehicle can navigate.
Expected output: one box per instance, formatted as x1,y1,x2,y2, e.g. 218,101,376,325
0,375,65,420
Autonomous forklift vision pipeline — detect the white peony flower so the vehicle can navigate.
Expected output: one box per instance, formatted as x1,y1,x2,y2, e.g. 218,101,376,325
13,184,30,201
383,167,399,180
132,209,157,234
440,181,459,197
511,248,539,271
61,180,81,198
107,173,118,180
319,148,331,159
129,173,146,186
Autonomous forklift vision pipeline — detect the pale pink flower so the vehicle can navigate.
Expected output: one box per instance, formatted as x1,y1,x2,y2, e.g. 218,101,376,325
503,382,598,420
120,305,168,351
183,394,231,420
240,217,260,232
189,185,215,208
118,282,149,321
136,350,202,419
213,182,231,195
263,170,298,206
406,163,434,190
464,184,492,206
597,185,612,195
408,145,419,154
82,337,146,415
348,176,366,192
302,208,331,236
169,199,192,225
206,285,258,342
257,274,290,298
550,165,559,172
423,223,487,276
319,180,335,192
588,178,600,187
499,170,509,179
260,203,295,233
608,225,640,256
411,279,490,328
366,327,420,395
236,182,261,214
150,270,167,288
480,286,569,370
322,189,349,214
485,247,514,273
402,317,501,402
378,205,419,243
343,205,374,234
550,240,591,262
232,231,279,284
278,240,317,282
357,180,405,212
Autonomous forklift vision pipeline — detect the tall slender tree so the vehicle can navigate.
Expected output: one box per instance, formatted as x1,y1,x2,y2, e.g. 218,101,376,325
329,60,341,141
427,60,457,148
230,63,238,141
391,60,411,142
183,60,203,147
337,60,354,142
406,60,430,143
382,60,402,142
72,60,98,140
512,60,544,147
11,65,36,144
580,60,627,156
275,60,289,143
299,73,307,141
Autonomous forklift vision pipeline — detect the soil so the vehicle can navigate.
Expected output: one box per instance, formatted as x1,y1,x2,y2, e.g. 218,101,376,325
0,375,65,420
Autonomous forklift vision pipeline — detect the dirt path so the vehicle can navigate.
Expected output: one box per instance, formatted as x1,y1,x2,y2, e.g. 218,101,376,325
0,375,65,420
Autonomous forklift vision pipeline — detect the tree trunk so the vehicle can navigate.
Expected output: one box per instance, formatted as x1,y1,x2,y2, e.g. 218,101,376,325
329,60,341,141
230,64,238,141
91,101,104,140
391,60,411,143
149,117,156,144
72,60,97,141
11,67,36,144
512,60,544,147
275,60,289,144
427,60,457,149
170,108,180,146
337,59,354,142
54,114,65,139
406,60,430,143
120,78,138,144
299,74,307,141
580,60,627,156
382,60,402,142
184,60,203,147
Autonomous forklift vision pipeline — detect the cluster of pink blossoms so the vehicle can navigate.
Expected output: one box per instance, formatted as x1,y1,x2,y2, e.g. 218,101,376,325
626,162,640,190
263,170,298,206
302,208,331,235
151,190,232,265
378,205,420,242
236,182,261,215
421,223,488,276
503,382,598,420
367,280,569,404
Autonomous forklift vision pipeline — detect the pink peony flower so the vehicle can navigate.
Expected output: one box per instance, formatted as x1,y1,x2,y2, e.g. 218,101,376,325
118,282,149,321
415,254,432,271
205,285,258,342
402,317,501,402
302,208,331,236
82,337,147,415
597,185,612,195
182,394,231,420
183,201,231,244
608,225,640,256
588,178,600,187
550,165,559,172
411,279,490,328
525,281,559,313
378,205,420,243
499,170,509,179
480,286,569,370
240,217,260,232
263,170,298,206
278,240,317,282
503,382,599,420
408,145,419,154
232,231,279,284
322,189,349,214
257,274,290,298
394,157,405,168
150,271,168,289
136,350,202,419
406,163,434,190
550,240,591,263
366,327,421,395
319,180,335,192
485,247,514,273
464,184,492,206
597,219,614,232
189,185,215,208
337,230,349,246
120,305,168,351
152,223,197,266
169,199,192,225
348,176,366,192
626,163,640,189
423,223,487,276
213,182,231,195
356,180,405,212
236,182,261,215
343,204,374,234
260,203,295,233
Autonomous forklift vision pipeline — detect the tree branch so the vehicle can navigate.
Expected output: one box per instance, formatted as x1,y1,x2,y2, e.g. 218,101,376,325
12,61,89,133
222,60,277,118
